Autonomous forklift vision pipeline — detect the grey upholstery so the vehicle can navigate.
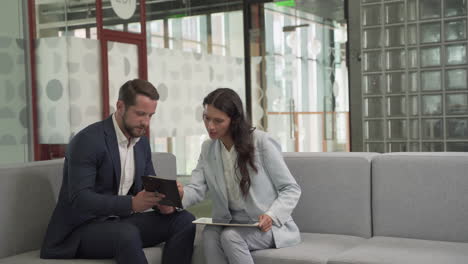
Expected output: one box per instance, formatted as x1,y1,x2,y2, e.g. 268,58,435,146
0,153,175,263
371,152,468,242
0,159,63,259
284,152,376,238
151,152,177,180
328,236,468,264
2,152,468,264
251,233,365,264
0,246,163,264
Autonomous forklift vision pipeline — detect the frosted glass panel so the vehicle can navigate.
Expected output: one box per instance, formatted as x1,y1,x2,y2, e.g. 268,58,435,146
447,118,468,139
420,0,441,19
387,119,407,139
37,37,102,144
366,143,385,152
445,0,467,17
385,26,405,46
410,119,419,139
408,48,418,68
446,142,468,151
447,94,468,114
409,142,420,151
362,4,382,26
421,71,441,91
407,24,417,44
363,28,382,49
386,49,405,70
446,69,467,90
147,48,245,138
422,95,442,115
387,96,407,117
446,44,467,65
386,72,406,93
420,46,440,67
409,95,419,115
360,0,468,153
363,51,382,71
0,36,29,163
409,71,418,91
363,74,383,94
445,19,466,41
421,119,443,139
364,120,384,140
407,0,417,21
388,142,407,152
420,22,441,43
108,42,139,112
385,2,405,24
364,97,383,117
422,142,443,151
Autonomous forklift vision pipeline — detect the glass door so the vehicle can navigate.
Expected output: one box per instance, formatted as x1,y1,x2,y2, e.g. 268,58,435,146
249,1,349,152
97,0,147,117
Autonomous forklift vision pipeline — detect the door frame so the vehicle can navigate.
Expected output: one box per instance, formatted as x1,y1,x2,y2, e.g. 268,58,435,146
96,0,148,119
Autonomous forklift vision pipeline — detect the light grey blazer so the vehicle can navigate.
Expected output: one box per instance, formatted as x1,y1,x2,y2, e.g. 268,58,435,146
182,130,301,248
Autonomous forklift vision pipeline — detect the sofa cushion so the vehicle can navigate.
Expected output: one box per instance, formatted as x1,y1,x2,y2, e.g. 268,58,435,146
283,152,377,238
251,233,366,264
328,236,468,264
0,159,63,259
372,152,468,242
151,152,177,180
0,153,177,261
0,246,163,264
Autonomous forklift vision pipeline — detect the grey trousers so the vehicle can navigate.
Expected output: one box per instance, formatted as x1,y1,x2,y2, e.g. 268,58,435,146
203,225,274,264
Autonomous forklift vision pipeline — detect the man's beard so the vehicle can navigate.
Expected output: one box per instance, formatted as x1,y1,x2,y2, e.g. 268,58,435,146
122,112,146,138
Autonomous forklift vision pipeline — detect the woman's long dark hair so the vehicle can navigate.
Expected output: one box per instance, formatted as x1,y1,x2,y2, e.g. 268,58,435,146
203,88,257,196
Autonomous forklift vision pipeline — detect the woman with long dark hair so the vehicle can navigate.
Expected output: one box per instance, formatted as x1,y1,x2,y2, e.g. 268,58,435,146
181,88,301,264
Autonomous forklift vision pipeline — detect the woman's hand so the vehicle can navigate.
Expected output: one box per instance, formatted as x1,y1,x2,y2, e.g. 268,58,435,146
177,181,184,199
258,214,272,232
156,204,176,215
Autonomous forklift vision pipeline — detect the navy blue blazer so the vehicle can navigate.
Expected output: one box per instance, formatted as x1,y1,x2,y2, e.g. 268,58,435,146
40,116,155,259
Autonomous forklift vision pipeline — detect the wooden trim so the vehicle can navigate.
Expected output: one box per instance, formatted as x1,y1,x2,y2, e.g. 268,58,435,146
28,0,40,160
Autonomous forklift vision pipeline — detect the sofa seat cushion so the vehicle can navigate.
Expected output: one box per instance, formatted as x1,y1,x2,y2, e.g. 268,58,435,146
328,236,468,264
250,233,366,264
0,246,163,264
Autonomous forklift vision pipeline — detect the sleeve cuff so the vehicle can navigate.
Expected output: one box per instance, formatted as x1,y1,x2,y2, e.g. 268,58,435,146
265,211,281,227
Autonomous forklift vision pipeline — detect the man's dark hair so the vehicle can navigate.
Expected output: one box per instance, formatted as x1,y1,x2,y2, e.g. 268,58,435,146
118,79,159,106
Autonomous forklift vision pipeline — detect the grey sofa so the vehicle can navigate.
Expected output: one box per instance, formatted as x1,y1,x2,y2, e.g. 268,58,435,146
1,152,468,264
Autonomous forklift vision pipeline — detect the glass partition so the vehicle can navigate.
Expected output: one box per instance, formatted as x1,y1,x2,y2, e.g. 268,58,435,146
250,2,349,152
360,0,468,152
146,1,245,175
0,0,31,164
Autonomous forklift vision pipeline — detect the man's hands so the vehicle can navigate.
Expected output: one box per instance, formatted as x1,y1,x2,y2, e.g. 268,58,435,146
156,180,183,214
258,214,273,232
133,181,184,215
132,190,163,213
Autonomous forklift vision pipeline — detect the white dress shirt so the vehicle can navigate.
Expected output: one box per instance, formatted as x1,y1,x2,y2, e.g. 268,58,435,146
112,113,140,196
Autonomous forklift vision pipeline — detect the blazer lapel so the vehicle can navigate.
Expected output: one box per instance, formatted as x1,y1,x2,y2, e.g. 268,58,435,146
132,143,144,194
103,116,121,192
